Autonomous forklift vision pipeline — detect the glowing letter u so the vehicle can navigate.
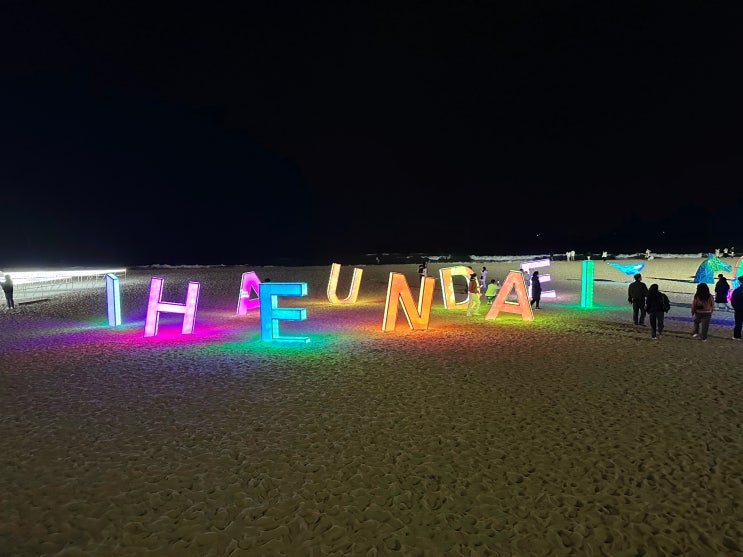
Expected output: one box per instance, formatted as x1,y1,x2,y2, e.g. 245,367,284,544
327,263,363,304
144,277,201,337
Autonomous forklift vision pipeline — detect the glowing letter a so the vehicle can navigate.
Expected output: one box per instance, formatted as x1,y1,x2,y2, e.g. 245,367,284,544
382,273,436,331
327,263,363,304
485,270,533,321
144,277,201,337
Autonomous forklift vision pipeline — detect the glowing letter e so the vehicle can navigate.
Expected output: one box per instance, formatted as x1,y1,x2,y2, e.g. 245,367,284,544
259,283,309,343
144,277,201,337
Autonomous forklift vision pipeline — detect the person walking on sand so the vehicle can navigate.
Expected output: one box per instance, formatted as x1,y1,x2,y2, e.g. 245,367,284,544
479,266,488,290
645,283,669,340
1,273,15,310
714,273,730,311
529,270,542,309
466,273,482,316
730,279,743,340
485,279,499,304
691,282,715,341
628,273,649,325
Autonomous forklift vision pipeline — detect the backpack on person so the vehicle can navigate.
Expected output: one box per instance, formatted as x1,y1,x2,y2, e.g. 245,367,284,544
661,293,671,313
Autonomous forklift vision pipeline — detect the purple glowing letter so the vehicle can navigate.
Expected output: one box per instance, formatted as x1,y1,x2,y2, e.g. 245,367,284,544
236,271,262,315
144,276,201,337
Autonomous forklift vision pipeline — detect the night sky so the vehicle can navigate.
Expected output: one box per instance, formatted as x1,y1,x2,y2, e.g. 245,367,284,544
1,3,740,267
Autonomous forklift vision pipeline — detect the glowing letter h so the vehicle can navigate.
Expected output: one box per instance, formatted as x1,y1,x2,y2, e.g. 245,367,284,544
144,277,201,337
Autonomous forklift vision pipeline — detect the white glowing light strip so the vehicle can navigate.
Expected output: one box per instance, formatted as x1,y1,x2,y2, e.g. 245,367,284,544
0,269,127,286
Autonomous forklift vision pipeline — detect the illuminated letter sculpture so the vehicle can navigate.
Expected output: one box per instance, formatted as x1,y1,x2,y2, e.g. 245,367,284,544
259,282,309,343
382,273,436,331
439,266,473,309
580,260,594,308
326,263,363,304
485,270,534,321
236,271,262,315
520,259,556,300
105,272,121,327
144,277,201,337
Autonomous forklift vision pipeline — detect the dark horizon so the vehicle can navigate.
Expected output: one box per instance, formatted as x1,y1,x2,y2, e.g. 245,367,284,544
1,3,740,268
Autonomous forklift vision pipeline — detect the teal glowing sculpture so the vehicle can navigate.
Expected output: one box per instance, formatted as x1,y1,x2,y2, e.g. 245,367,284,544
693,254,732,284
607,262,645,276
580,260,594,308
105,273,121,326
259,282,309,343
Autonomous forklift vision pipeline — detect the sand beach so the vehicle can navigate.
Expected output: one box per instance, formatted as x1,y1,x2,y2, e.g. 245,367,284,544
1,257,742,556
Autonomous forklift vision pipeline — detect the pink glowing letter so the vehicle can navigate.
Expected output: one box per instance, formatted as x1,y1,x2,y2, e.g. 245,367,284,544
327,263,363,304
439,265,474,309
485,270,534,321
144,277,201,337
236,271,262,315
382,273,436,332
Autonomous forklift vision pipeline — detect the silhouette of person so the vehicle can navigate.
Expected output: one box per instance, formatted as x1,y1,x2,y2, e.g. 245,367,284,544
691,282,715,340
645,283,668,340
627,273,649,325
714,274,730,310
1,273,15,310
479,266,488,290
530,270,542,309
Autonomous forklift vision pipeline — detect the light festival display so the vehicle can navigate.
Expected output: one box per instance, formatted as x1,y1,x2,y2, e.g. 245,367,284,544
520,259,556,299
607,261,646,276
259,282,309,343
580,260,594,308
105,273,122,326
236,271,262,315
143,277,201,337
485,270,533,321
326,263,363,304
382,273,436,331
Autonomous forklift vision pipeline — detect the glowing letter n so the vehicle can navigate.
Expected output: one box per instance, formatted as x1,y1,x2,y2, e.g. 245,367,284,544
485,270,534,321
105,273,121,327
236,272,262,315
144,277,201,337
382,273,436,331
327,263,363,304
260,282,309,343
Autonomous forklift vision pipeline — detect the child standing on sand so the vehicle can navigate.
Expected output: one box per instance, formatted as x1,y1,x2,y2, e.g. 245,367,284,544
485,279,499,304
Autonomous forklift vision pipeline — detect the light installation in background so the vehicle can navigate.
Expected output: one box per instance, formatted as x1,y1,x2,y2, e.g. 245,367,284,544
485,270,533,321
727,256,743,302
607,261,646,276
580,260,595,308
105,273,121,327
326,263,363,304
144,277,201,337
439,266,473,309
382,273,436,331
693,254,732,284
520,259,556,300
259,282,309,343
236,272,262,315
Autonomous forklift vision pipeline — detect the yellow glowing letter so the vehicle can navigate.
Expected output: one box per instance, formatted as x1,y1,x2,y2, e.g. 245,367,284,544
439,265,474,309
485,270,534,321
382,273,436,331
326,263,363,304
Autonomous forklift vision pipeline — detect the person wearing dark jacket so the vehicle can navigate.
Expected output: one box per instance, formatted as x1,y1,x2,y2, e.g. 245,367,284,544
714,274,730,310
1,273,14,310
730,279,743,340
530,270,542,309
645,283,668,340
627,273,649,325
